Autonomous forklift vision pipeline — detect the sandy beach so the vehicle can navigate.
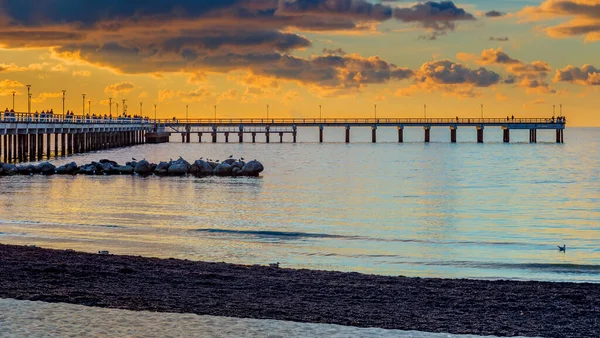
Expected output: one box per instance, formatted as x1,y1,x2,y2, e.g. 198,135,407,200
0,298,514,338
1,244,598,337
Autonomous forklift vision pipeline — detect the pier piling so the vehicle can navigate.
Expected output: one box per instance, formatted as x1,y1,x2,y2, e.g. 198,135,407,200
424,126,431,143
450,126,457,143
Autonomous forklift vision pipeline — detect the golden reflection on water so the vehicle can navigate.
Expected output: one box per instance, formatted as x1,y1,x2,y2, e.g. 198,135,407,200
1,127,599,282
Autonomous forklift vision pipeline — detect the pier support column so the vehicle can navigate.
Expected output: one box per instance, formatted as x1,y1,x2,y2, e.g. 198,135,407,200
477,126,484,143
371,126,377,143
424,126,431,143
239,126,244,143
450,126,457,143
181,133,185,143
53,133,58,158
252,132,256,143
38,134,44,160
397,126,404,143
279,132,283,143
556,129,564,143
30,134,36,162
225,132,229,143
503,128,510,143
319,125,323,143
2,134,6,163
12,134,17,162
16,135,21,162
186,131,190,143
345,126,350,143
198,133,203,143
266,126,270,143
529,129,538,143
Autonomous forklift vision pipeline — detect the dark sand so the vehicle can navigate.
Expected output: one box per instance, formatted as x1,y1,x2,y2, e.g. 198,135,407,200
1,244,598,337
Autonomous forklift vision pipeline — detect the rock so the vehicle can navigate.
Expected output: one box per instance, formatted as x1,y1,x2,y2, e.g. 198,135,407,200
232,167,242,176
27,164,39,174
116,165,134,175
102,163,119,175
16,165,30,175
127,161,138,168
168,163,189,175
134,160,153,175
190,160,214,175
208,161,218,169
79,164,96,175
213,163,233,176
223,158,236,165
231,161,245,169
1,163,18,176
241,160,264,177
99,159,119,167
56,162,78,175
38,162,56,175
154,162,170,175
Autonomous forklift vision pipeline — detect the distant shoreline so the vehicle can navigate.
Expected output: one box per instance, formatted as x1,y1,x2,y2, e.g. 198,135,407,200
1,244,598,337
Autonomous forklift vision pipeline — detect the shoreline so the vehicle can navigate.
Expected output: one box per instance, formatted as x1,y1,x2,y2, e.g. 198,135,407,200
1,244,598,337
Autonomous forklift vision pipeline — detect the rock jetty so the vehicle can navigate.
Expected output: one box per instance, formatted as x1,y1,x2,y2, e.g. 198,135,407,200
0,157,264,177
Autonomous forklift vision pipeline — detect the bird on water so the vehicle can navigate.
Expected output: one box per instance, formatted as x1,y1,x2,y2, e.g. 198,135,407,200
558,244,566,252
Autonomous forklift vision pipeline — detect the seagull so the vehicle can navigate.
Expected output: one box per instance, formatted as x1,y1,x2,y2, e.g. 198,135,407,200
558,244,566,252
132,157,137,161
216,160,220,163
200,157,203,160
229,155,233,158
240,157,244,161
269,262,280,268
98,250,110,255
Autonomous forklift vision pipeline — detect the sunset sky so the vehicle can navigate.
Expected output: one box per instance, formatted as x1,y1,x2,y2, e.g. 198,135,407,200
0,0,599,126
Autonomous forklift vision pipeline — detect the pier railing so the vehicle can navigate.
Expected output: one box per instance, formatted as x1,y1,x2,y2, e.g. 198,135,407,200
0,112,566,126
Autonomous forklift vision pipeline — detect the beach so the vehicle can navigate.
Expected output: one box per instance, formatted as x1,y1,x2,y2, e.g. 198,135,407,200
1,244,598,337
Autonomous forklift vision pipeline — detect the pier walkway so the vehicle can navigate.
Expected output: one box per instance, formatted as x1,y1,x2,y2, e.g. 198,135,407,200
0,112,566,164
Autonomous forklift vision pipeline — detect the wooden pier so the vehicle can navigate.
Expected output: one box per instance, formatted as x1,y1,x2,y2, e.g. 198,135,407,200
0,113,566,164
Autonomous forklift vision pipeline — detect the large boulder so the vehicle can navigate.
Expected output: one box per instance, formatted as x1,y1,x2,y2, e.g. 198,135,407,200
190,160,214,175
208,161,218,169
232,167,243,176
116,165,134,175
79,164,97,175
241,160,264,177
213,163,233,176
231,161,245,169
99,159,119,167
16,165,30,175
223,158,236,165
38,162,56,175
154,161,170,175
134,160,153,175
102,163,119,175
1,163,18,176
168,163,189,175
56,162,78,175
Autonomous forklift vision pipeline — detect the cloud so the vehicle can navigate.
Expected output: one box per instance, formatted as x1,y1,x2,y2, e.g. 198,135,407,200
158,88,211,102
104,81,135,96
158,89,176,102
51,64,67,72
475,48,556,94
0,79,24,88
518,0,600,42
397,60,501,98
489,36,509,42
322,47,347,55
554,64,600,85
0,1,475,95
72,70,91,77
485,10,506,18
31,92,63,103
218,89,239,102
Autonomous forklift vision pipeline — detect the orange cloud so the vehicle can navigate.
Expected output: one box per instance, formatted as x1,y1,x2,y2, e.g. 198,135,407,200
104,82,135,97
554,64,600,85
518,0,600,42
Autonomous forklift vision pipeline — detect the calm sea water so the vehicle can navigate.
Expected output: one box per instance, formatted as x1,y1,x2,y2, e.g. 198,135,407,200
1,127,599,282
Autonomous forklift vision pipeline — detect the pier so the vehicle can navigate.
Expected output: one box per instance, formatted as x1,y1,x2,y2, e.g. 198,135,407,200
1,113,566,164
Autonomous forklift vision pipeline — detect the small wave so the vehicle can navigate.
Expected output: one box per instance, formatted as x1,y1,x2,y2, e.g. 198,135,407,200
420,261,600,275
0,220,41,225
193,228,355,240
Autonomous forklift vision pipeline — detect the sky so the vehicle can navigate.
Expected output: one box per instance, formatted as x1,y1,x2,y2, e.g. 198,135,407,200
0,0,599,126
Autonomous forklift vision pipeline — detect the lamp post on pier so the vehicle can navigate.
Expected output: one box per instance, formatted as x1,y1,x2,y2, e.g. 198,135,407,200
140,102,143,116
553,104,555,119
424,104,427,119
154,104,157,121
214,105,217,121
122,99,126,116
319,105,322,120
88,100,91,115
12,91,16,111
82,94,86,115
109,98,112,116
26,85,31,114
481,104,484,119
62,90,66,115
374,104,377,120
266,104,269,120
186,104,189,120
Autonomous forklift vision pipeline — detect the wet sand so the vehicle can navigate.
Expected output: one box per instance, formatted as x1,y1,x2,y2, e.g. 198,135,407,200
1,244,598,337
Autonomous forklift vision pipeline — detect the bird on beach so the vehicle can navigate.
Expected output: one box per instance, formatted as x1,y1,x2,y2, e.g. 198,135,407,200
558,244,566,252
269,262,280,268
98,250,110,255
229,155,233,158
132,157,137,161
240,157,244,161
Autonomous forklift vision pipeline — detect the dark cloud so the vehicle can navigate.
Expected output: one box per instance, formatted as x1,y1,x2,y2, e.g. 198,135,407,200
479,48,520,65
322,47,346,55
485,10,505,18
393,1,475,35
554,65,600,85
0,0,476,94
489,36,509,42
416,60,500,87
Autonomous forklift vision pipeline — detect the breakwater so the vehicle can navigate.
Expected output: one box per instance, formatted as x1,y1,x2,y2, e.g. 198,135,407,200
0,157,264,177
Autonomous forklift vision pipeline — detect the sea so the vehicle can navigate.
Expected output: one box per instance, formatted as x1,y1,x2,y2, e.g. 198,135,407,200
1,126,598,283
